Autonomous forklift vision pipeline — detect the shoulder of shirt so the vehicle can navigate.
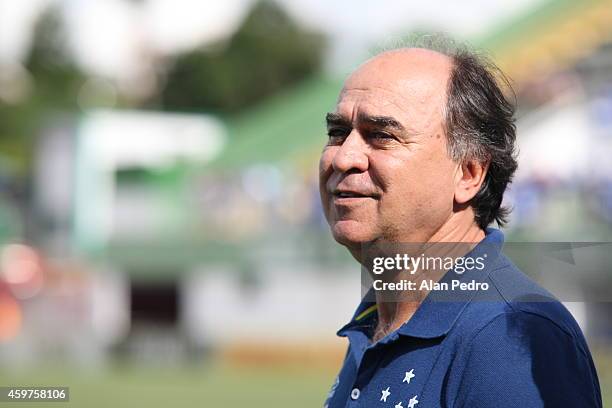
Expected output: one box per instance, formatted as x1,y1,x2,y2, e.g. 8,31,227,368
454,253,588,354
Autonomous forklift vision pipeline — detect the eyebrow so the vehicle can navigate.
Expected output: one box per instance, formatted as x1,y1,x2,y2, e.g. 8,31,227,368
358,113,405,131
325,112,405,132
325,112,351,128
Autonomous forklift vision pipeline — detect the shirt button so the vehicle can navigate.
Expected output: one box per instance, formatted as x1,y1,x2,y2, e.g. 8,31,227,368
350,388,360,400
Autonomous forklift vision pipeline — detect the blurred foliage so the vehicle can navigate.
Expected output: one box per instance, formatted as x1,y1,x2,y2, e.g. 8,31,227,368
159,0,326,115
0,7,86,172
0,1,326,173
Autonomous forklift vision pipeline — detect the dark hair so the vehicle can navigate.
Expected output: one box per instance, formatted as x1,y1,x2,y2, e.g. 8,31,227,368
376,35,518,229
445,49,518,229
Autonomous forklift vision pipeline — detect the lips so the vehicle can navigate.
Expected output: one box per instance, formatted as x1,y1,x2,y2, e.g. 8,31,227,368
334,191,371,198
331,188,380,200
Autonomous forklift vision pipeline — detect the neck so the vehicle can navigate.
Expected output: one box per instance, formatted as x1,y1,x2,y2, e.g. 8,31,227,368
371,213,485,342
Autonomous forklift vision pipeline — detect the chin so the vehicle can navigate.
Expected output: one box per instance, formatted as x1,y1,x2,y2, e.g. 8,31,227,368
331,220,375,248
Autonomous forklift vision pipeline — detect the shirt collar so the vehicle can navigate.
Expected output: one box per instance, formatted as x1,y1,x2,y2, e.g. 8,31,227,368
337,228,506,340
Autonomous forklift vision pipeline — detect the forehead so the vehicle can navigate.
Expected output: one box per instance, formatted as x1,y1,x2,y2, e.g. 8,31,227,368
335,49,451,128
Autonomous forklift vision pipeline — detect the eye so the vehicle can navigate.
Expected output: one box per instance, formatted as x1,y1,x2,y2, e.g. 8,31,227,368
327,127,350,145
368,131,397,145
370,131,394,139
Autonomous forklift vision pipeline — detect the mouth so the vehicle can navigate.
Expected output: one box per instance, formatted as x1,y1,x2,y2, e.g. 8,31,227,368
332,190,378,201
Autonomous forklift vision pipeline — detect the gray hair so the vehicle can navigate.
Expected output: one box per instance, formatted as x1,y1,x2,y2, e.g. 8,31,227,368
376,33,518,228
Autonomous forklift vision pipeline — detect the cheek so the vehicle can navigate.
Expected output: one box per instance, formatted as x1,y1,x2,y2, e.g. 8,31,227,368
424,149,458,197
372,150,455,213
318,149,335,205
410,158,457,222
319,148,334,176
368,152,412,193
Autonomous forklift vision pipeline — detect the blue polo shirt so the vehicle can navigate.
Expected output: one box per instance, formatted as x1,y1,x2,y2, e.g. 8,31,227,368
324,229,602,408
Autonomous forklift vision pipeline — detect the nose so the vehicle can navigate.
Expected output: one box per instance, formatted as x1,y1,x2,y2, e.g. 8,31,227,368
331,131,369,173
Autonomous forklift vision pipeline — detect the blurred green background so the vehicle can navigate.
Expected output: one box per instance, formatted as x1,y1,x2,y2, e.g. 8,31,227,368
0,0,611,406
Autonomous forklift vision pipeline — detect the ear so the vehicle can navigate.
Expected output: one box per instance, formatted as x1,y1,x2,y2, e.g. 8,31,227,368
454,159,489,205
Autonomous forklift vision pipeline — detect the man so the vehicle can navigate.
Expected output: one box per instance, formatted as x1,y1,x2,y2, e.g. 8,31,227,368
319,43,602,407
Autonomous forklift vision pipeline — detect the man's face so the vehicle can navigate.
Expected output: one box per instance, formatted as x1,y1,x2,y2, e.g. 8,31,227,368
319,49,460,252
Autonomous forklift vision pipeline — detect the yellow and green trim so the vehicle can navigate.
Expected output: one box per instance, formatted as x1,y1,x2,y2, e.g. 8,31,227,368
355,304,378,322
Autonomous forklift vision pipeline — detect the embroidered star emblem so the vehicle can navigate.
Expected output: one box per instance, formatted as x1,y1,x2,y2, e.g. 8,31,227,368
380,387,391,402
408,395,419,408
394,402,404,408
403,369,415,384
